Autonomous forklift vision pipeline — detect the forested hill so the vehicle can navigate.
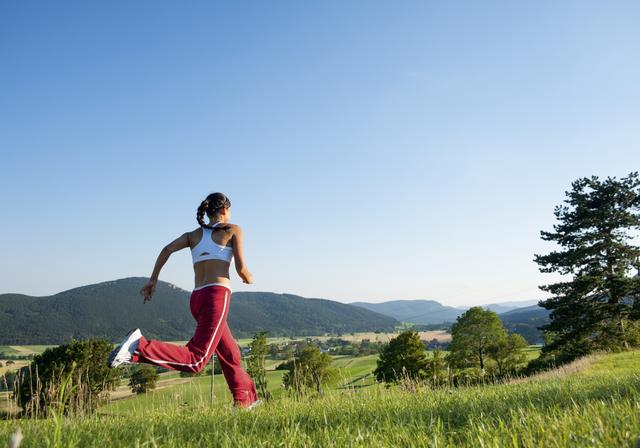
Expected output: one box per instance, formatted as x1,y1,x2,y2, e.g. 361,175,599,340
0,278,398,344
499,305,550,344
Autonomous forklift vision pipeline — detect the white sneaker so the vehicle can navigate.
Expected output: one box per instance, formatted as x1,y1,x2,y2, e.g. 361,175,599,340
108,328,142,368
245,399,263,411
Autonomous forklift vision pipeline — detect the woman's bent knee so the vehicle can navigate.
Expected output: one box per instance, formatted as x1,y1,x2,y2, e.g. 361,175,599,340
191,361,207,374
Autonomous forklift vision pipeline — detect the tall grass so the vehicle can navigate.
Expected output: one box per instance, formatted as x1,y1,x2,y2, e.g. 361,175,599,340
0,351,639,447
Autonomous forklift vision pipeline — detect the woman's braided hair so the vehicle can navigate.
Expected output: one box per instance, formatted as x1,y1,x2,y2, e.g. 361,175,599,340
197,192,231,230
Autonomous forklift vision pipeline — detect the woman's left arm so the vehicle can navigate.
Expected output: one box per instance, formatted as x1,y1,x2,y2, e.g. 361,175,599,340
140,232,190,303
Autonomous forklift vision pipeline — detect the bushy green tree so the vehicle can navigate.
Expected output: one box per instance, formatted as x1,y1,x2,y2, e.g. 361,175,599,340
246,331,270,400
374,330,428,383
534,172,640,360
16,338,121,416
129,364,159,394
488,333,528,376
283,345,335,395
426,348,447,386
446,307,507,374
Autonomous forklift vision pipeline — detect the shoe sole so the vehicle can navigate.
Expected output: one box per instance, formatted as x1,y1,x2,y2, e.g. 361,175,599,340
108,328,140,368
245,399,263,411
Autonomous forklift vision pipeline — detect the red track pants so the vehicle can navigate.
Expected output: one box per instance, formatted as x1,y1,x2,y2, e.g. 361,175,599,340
131,284,258,406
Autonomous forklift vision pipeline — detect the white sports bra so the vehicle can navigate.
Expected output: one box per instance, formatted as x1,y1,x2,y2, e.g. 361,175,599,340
191,223,234,265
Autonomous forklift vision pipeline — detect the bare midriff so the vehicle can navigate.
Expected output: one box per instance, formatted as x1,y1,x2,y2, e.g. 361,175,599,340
194,259,231,289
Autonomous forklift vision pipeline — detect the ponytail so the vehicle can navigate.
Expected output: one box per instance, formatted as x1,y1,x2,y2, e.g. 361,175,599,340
196,193,231,230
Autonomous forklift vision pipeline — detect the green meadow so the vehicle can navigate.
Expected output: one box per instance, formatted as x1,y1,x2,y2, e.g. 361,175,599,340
2,347,640,447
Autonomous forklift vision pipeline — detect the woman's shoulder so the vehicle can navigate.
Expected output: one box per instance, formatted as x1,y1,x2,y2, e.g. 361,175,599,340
223,223,241,233
189,226,204,236
190,223,240,233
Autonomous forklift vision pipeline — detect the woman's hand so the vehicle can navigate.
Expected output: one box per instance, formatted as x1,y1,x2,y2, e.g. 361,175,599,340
241,271,253,284
140,280,157,303
142,233,189,303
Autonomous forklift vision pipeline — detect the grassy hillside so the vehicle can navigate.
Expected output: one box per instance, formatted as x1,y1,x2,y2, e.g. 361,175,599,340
1,350,638,447
0,278,398,344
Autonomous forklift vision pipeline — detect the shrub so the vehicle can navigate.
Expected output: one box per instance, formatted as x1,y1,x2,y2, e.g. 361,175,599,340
179,369,205,378
275,360,293,371
129,365,159,394
16,338,121,416
283,346,336,395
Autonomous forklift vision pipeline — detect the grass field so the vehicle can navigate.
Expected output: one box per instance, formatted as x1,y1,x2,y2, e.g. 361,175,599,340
0,345,52,376
103,354,380,414
1,348,638,447
0,346,55,356
0,345,541,410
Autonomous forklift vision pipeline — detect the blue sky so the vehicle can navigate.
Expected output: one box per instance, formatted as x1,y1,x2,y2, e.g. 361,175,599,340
1,1,638,306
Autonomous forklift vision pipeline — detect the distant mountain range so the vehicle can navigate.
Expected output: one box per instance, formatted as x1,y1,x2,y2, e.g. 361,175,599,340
481,300,540,314
351,299,549,343
499,305,550,344
351,299,540,325
350,300,463,325
0,278,398,345
0,278,550,345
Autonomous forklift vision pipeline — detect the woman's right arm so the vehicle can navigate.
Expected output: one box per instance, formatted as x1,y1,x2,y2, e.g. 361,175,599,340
232,226,253,284
140,232,191,302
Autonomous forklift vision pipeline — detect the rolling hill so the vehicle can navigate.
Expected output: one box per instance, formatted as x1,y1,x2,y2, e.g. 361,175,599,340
481,300,539,314
0,278,399,344
350,300,463,325
350,299,540,325
499,304,550,344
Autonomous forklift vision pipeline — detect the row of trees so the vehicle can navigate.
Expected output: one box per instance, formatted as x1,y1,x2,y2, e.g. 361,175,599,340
267,337,382,360
374,308,527,386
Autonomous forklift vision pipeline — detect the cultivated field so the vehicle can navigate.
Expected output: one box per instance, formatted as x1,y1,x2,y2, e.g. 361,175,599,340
312,330,451,344
170,331,452,348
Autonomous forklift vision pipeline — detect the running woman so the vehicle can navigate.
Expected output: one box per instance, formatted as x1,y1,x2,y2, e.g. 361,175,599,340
108,192,261,408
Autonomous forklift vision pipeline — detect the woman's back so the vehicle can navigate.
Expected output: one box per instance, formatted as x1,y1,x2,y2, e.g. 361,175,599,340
188,223,240,288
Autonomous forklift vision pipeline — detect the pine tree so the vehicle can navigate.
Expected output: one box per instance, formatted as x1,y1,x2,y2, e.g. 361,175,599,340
534,172,640,357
